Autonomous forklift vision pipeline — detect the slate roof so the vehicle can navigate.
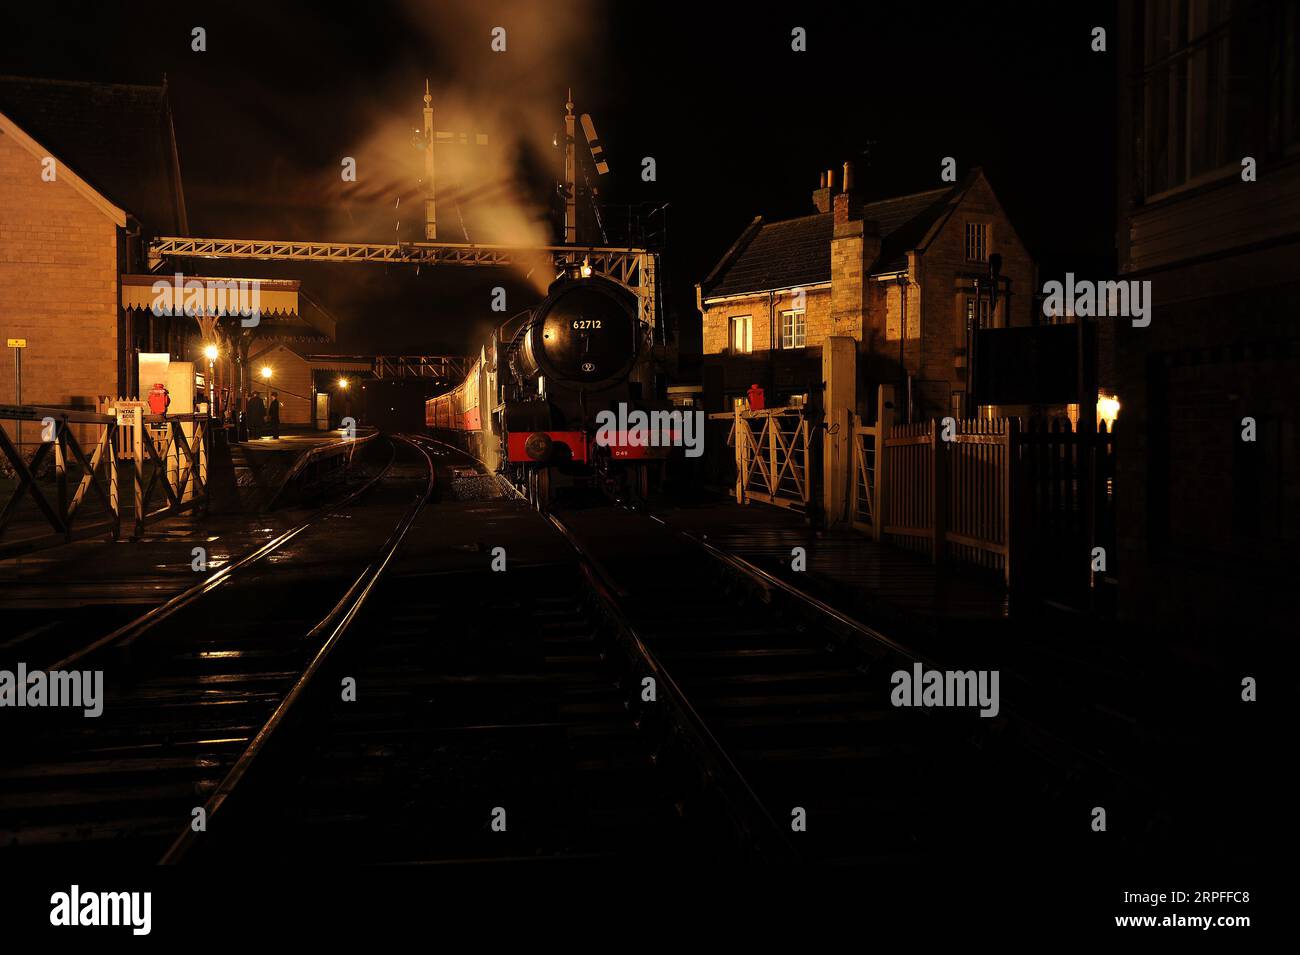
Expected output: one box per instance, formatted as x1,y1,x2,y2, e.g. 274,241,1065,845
702,185,957,299
0,75,187,236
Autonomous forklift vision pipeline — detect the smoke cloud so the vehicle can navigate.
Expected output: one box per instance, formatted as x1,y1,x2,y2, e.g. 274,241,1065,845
316,0,607,292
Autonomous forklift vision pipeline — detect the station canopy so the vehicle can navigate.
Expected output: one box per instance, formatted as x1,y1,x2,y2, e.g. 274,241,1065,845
119,275,336,343
120,274,300,317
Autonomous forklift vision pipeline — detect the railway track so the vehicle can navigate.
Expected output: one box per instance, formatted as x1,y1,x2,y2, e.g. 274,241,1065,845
0,435,430,863
427,441,1150,868
0,434,1153,869
0,438,394,675
178,434,784,864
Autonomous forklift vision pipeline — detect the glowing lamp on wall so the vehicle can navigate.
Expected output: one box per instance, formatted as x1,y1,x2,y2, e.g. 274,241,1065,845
1097,392,1120,429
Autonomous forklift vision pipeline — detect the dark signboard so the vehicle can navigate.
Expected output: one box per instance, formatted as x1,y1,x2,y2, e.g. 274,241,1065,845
973,323,1094,405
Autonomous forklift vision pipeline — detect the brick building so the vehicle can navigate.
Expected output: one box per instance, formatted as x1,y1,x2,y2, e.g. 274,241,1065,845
696,164,1036,421
0,75,355,439
0,76,187,411
1114,0,1300,643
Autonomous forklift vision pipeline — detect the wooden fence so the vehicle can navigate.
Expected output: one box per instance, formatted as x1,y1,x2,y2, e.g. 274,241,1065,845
0,403,210,558
851,412,1117,593
1017,417,1118,599
712,405,813,511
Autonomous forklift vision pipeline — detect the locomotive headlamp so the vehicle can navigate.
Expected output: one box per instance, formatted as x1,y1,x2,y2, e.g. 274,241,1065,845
580,257,593,278
524,432,553,461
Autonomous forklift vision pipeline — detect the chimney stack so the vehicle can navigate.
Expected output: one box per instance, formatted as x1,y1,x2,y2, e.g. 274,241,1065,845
812,168,835,214
833,159,864,224
830,157,879,343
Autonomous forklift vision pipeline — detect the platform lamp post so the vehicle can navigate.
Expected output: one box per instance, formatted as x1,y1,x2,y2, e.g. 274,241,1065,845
337,377,350,429
896,273,909,425
964,253,1002,419
203,343,219,422
261,365,272,401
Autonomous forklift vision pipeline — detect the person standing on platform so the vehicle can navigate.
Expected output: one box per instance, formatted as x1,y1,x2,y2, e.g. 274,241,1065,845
247,392,266,439
268,391,281,440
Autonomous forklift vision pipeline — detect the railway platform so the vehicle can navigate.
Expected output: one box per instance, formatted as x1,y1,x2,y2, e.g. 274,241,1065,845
210,425,378,512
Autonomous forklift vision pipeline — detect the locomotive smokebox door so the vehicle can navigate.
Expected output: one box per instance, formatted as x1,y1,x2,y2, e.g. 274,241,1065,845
521,278,639,389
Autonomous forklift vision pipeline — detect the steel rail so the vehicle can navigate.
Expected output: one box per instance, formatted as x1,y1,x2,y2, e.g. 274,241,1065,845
406,435,799,862
159,435,436,864
44,435,395,672
649,515,937,670
559,529,800,865
648,514,1130,783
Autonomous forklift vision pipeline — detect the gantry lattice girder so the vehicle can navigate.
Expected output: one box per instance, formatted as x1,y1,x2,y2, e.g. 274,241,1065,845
149,236,659,329
371,356,473,379
150,236,650,289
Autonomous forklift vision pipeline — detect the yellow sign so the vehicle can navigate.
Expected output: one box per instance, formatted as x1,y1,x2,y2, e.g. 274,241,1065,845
6,339,26,348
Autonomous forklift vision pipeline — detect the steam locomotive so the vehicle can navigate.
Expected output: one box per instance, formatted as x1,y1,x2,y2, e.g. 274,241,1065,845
425,266,670,510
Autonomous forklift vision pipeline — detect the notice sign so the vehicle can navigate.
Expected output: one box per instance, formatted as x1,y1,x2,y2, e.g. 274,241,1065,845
973,324,1095,406
7,339,26,348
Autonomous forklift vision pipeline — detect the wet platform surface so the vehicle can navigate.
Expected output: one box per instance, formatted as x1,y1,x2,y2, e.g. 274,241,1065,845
234,429,370,453
214,426,377,513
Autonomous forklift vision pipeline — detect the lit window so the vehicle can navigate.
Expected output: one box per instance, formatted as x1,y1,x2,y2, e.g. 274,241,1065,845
730,315,752,353
965,222,988,262
781,310,806,349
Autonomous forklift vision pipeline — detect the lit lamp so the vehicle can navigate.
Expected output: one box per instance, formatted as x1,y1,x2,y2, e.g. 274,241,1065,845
579,256,592,278
1097,392,1120,430
261,365,273,401
203,343,220,420
337,377,349,390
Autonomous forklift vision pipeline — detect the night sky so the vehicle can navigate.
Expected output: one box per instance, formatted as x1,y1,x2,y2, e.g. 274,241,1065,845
2,0,1116,355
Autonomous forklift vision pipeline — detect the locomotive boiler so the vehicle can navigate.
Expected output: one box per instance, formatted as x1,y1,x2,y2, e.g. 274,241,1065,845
426,267,670,509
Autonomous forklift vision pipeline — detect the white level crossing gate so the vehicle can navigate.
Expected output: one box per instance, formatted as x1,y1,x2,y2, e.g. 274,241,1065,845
714,406,812,511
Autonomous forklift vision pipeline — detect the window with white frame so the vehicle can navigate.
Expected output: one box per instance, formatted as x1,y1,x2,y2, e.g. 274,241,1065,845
781,309,806,349
965,222,988,262
729,315,752,353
